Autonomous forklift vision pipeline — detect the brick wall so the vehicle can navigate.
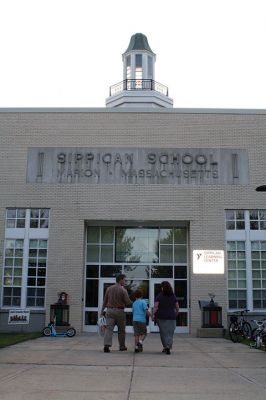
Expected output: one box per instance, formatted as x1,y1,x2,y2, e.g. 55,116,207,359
0,109,266,334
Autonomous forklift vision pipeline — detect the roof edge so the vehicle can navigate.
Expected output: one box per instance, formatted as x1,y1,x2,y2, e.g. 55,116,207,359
0,107,266,114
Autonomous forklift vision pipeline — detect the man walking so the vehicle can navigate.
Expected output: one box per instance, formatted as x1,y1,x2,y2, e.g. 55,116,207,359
101,274,132,352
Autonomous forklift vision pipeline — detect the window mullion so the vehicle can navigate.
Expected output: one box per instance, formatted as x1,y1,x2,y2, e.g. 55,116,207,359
21,210,30,308
245,210,253,311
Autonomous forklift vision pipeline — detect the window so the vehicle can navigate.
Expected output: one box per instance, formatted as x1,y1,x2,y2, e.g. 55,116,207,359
3,287,21,307
86,226,187,265
148,56,153,79
2,239,24,306
135,54,142,88
135,54,142,68
30,209,49,228
1,208,49,309
126,55,131,79
6,209,26,228
227,241,247,308
27,239,47,307
87,226,114,263
174,228,187,263
226,210,266,311
250,210,266,230
116,228,158,263
85,226,188,327
251,241,266,308
225,210,245,230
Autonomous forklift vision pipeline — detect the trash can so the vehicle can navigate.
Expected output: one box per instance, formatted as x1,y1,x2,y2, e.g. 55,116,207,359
199,299,223,328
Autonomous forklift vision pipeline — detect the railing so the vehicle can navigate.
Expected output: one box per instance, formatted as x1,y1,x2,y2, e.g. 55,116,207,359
109,79,169,97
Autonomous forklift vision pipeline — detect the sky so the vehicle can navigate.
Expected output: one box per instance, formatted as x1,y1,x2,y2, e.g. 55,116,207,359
0,0,265,109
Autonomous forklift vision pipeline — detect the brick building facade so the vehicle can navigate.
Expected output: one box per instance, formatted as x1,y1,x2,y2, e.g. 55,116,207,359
0,108,266,335
1,33,266,335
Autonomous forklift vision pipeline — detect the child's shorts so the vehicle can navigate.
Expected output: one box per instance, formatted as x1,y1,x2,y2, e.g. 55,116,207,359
133,321,147,336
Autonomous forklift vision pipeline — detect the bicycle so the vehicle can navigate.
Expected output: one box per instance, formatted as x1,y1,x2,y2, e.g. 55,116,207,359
42,318,76,337
229,309,252,343
250,319,266,349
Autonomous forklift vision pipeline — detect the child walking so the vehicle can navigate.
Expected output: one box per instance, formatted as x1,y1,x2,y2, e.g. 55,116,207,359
132,289,151,353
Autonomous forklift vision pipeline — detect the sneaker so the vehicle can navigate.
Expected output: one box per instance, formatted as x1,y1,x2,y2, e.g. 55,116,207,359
119,346,127,351
104,345,110,353
166,348,171,355
162,348,166,353
135,348,140,353
137,342,143,352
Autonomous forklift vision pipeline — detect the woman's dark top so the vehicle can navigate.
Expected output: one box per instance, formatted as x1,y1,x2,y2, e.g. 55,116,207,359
155,292,178,320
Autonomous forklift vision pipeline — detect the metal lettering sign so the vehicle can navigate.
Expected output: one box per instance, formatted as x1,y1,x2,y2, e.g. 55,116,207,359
26,148,249,185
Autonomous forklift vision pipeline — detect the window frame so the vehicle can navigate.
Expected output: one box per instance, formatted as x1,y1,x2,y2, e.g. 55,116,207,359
226,209,266,312
1,208,50,309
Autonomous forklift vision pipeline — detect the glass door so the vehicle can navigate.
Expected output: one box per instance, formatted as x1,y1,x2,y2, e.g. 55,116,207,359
84,225,189,333
99,278,117,331
150,279,180,333
99,278,135,333
124,278,149,333
99,278,116,310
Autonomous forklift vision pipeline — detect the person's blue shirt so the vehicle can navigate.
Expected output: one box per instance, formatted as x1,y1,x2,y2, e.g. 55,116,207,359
132,298,148,323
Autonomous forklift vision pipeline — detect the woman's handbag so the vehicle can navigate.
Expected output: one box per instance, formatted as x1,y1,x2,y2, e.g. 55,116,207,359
152,308,158,325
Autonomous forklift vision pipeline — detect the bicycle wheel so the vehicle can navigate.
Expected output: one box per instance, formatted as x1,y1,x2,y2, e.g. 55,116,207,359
66,327,76,337
229,322,239,342
42,326,51,336
242,322,252,339
251,328,261,348
251,328,260,340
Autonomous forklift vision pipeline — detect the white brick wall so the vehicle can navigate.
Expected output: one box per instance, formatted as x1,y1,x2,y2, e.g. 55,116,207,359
1,109,266,334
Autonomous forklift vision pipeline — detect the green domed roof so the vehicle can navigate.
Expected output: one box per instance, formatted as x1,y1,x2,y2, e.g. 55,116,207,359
123,33,155,55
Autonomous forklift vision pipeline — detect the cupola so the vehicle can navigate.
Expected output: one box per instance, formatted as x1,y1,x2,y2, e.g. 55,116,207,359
106,33,173,108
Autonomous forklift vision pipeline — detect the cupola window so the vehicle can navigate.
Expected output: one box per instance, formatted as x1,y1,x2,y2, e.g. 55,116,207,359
126,55,131,79
148,56,153,79
135,54,142,88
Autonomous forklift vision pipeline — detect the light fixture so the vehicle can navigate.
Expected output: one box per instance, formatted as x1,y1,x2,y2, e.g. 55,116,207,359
256,185,266,192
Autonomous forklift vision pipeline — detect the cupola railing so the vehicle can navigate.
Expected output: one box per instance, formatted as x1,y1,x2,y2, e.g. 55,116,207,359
109,79,169,97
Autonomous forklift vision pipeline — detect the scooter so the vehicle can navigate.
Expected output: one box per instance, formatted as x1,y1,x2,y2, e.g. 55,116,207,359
42,317,76,337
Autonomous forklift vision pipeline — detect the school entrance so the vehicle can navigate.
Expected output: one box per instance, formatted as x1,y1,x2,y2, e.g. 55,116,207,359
83,225,189,333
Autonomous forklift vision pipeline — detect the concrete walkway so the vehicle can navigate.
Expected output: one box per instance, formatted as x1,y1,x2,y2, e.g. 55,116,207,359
0,333,265,400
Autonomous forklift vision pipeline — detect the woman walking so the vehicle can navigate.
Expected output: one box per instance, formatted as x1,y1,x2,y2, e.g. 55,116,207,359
153,281,179,355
